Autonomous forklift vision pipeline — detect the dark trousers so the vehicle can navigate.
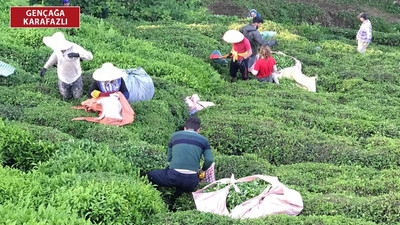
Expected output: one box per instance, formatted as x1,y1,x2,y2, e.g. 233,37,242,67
58,76,83,101
230,58,249,80
148,169,199,196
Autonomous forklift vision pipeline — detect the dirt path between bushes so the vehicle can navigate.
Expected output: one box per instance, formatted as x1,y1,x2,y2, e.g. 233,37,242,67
285,0,400,26
205,0,248,18
206,0,400,28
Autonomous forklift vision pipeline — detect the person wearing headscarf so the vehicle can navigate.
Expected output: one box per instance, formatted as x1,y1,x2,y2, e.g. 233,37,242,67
88,63,129,100
62,0,70,6
247,9,261,18
356,12,372,53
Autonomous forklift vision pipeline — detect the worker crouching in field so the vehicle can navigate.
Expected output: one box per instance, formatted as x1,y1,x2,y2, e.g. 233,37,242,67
148,116,214,209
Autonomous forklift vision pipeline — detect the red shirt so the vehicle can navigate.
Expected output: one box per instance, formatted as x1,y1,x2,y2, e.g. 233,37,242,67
253,56,276,78
232,38,251,60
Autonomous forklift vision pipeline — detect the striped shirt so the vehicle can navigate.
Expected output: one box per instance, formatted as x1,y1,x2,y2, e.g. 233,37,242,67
167,130,213,172
357,20,372,43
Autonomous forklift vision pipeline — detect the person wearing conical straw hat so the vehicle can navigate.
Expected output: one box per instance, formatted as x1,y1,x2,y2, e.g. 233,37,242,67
223,30,252,82
88,63,130,100
41,32,93,101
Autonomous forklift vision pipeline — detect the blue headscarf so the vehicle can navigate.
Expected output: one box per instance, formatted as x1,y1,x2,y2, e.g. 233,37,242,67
98,78,122,93
248,9,261,18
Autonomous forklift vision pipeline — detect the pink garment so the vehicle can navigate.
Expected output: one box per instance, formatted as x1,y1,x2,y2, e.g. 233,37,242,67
200,162,216,183
192,174,303,219
184,94,215,114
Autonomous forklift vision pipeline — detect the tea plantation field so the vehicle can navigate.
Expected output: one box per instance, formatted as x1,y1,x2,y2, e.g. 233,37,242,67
1,0,399,224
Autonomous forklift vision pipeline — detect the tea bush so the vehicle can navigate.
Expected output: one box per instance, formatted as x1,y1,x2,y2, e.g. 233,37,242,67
2,0,400,223
146,210,377,224
212,155,400,197
275,163,400,196
34,0,204,22
0,119,56,171
200,105,400,169
0,202,91,225
0,167,73,208
7,121,73,143
302,192,400,224
0,167,35,204
112,141,167,177
73,16,223,93
107,19,230,63
49,172,167,224
36,139,135,176
214,154,276,179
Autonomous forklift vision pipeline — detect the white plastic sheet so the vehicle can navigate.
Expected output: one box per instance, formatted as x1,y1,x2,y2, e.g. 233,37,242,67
0,61,15,77
193,174,303,219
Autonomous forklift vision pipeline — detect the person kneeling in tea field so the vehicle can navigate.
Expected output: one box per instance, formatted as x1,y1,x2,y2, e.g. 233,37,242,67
148,116,214,198
250,45,279,84
41,32,93,101
88,63,129,100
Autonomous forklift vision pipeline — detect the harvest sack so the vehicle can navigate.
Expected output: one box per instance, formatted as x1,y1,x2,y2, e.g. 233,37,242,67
210,50,228,64
192,174,303,219
0,61,16,77
122,67,154,103
273,51,317,92
71,92,134,126
184,94,215,115
261,31,277,40
96,93,123,120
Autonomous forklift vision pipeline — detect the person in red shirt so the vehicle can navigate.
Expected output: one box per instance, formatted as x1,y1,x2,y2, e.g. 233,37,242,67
223,30,252,82
250,45,279,84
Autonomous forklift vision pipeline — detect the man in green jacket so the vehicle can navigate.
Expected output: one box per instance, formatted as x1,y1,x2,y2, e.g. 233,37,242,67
148,116,214,197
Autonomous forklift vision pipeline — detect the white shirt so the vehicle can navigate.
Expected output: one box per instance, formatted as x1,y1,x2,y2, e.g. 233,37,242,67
44,43,93,84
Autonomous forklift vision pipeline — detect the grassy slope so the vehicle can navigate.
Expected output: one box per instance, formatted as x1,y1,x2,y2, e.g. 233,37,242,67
0,0,399,224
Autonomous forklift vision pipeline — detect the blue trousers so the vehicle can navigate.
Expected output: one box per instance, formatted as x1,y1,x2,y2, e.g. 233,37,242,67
148,169,199,195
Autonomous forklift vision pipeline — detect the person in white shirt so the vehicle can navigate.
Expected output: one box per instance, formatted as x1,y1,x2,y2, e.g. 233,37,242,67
356,12,372,54
41,32,93,100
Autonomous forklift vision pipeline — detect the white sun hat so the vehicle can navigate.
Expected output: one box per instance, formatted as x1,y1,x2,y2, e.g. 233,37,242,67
223,30,244,43
43,32,73,51
93,63,126,81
